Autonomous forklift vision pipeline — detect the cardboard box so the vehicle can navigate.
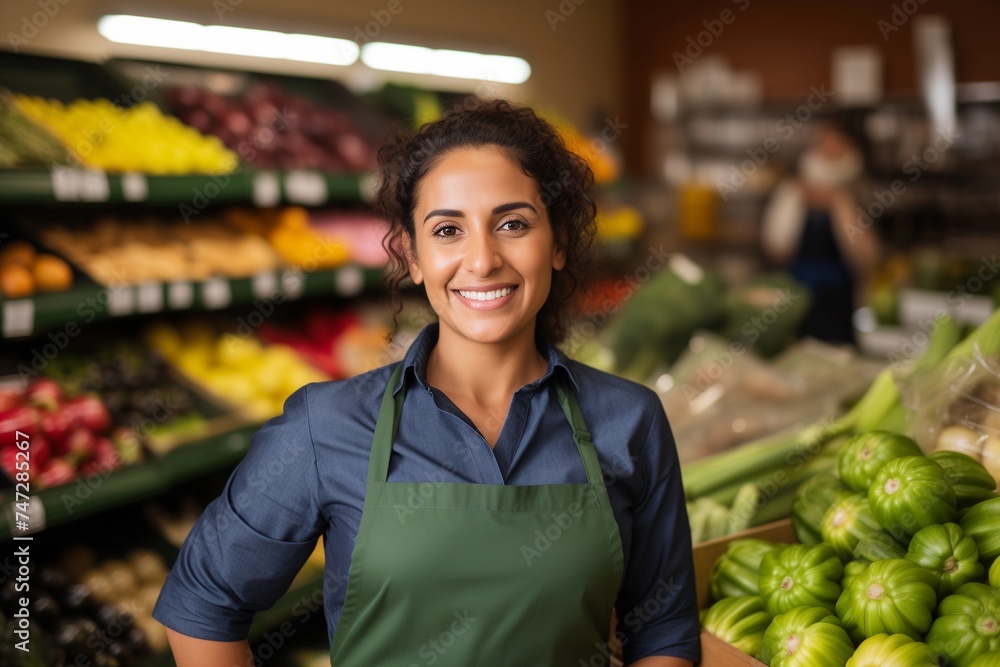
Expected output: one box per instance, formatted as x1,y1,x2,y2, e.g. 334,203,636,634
695,519,796,666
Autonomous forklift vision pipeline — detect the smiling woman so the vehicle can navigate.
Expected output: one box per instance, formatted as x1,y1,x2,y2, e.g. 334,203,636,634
153,100,700,667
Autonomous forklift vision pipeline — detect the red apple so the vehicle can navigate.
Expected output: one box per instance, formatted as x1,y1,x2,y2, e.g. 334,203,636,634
38,458,76,489
64,395,112,434
25,378,63,411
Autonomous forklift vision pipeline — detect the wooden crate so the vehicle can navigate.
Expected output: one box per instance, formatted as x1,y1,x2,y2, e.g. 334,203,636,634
695,519,796,666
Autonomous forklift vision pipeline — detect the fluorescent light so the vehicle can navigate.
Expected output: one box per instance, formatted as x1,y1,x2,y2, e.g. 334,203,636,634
97,15,531,83
362,42,531,84
98,15,359,66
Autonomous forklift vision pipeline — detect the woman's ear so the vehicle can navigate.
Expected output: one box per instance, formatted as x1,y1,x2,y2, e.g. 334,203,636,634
552,244,566,271
403,233,423,285
552,227,568,271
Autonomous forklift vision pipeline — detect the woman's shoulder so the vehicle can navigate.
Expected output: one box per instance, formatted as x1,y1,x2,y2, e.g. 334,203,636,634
300,360,401,403
562,358,661,412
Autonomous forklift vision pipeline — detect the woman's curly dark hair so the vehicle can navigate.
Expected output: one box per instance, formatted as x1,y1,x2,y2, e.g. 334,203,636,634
376,98,598,345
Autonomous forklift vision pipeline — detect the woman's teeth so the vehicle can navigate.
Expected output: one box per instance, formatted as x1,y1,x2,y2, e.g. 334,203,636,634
457,286,514,301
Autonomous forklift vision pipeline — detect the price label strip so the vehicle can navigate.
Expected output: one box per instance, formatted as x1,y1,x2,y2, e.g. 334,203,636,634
284,171,327,205
107,286,135,316
168,281,194,310
136,282,164,313
2,300,34,338
253,171,281,207
335,266,364,297
121,172,149,202
79,170,110,202
281,269,305,300
252,270,278,300
202,277,232,309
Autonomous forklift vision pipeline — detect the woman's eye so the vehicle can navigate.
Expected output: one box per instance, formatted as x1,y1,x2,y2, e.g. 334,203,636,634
500,217,527,232
433,225,459,237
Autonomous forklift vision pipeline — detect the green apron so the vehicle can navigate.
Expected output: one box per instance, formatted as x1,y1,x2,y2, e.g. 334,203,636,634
329,363,625,666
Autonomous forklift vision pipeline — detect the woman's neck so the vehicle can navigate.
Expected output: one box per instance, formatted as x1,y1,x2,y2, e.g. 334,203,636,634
425,325,549,406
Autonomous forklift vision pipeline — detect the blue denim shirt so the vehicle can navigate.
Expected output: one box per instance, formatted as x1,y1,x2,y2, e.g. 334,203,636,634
152,323,699,664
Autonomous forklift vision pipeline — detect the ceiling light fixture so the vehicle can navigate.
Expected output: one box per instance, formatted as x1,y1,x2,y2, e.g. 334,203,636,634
97,15,360,67
361,42,531,84
97,15,532,84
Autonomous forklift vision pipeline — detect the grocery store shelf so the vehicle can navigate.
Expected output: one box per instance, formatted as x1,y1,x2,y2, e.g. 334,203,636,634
0,264,384,339
0,423,262,540
0,168,373,205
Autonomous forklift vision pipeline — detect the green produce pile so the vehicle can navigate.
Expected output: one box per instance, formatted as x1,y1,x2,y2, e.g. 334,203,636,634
608,257,809,381
697,306,1000,665
681,306,1000,544
703,431,1000,665
0,90,73,168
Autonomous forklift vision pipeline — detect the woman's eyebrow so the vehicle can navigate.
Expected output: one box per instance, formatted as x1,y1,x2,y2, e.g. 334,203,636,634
423,201,537,224
493,201,537,215
423,208,463,223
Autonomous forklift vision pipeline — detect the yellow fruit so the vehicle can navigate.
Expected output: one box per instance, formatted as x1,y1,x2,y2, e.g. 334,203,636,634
215,334,263,367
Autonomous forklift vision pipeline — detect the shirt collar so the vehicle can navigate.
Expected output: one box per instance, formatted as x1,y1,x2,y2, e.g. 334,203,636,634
392,322,580,395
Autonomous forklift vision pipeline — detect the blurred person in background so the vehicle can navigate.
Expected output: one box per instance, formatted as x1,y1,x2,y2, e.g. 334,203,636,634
761,119,880,345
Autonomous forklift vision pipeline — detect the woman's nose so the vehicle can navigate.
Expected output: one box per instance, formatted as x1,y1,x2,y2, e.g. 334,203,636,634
463,229,502,276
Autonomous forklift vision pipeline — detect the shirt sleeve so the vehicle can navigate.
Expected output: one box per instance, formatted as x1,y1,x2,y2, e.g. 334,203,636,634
615,393,701,664
153,383,326,641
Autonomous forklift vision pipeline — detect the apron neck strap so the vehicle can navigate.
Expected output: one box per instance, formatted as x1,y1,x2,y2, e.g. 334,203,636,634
367,362,604,487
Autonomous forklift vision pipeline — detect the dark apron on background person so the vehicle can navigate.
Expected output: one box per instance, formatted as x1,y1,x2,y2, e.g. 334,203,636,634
328,363,626,666
789,208,857,345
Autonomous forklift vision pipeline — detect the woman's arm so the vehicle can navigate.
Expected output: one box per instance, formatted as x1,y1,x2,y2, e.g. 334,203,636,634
631,657,695,667
165,629,254,667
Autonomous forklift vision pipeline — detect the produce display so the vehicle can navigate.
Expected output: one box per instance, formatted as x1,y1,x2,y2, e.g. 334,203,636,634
0,238,74,298
844,633,939,667
699,309,1000,665
35,216,278,284
164,82,377,172
142,319,330,421
222,207,351,271
0,90,73,168
15,96,237,174
0,544,169,666
0,377,137,491
40,340,224,455
680,308,1000,545
31,207,351,286
257,307,394,379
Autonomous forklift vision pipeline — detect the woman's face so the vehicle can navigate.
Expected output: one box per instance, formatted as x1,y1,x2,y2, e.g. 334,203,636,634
408,146,565,347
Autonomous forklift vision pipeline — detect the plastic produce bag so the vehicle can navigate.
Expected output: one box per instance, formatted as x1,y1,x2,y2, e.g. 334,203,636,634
901,347,1000,482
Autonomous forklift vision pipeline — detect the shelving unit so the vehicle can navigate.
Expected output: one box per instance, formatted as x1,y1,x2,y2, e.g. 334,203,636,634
0,47,404,666
1,263,384,339
0,168,374,206
0,423,261,539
